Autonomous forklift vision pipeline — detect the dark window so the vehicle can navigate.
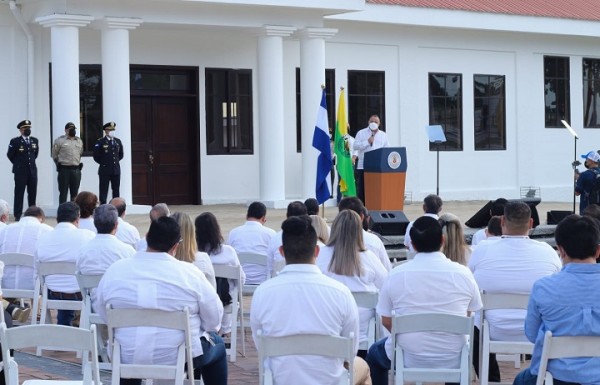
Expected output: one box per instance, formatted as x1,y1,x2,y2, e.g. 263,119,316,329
347,70,385,137
428,73,462,151
544,56,570,127
295,69,335,153
50,64,103,155
474,74,506,150
130,70,192,92
583,58,600,128
205,68,253,155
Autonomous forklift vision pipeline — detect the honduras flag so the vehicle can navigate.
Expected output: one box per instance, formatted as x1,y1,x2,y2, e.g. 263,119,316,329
312,89,333,204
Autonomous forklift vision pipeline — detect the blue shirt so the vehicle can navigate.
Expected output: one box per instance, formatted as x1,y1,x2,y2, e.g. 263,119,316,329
525,263,600,383
575,167,600,214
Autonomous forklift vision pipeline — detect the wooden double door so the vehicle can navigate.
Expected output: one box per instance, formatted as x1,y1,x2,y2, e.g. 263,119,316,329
131,95,199,205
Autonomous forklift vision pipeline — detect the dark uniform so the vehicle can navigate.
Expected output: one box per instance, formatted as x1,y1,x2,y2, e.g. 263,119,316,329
6,120,38,221
93,122,124,204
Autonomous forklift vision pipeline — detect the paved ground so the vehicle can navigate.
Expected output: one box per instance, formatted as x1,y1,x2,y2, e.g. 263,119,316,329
13,200,574,384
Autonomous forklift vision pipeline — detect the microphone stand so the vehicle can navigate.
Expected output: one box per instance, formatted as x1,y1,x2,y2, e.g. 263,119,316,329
561,120,579,213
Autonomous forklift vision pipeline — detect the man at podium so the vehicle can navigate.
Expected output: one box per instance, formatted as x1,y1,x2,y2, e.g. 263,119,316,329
353,115,389,204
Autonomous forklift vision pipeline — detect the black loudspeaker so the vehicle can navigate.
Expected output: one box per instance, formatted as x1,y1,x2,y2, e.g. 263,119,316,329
510,198,541,228
547,210,573,225
465,201,492,228
368,211,410,236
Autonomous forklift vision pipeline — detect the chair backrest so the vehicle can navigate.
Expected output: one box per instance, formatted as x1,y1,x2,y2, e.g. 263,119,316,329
76,272,104,325
351,291,379,350
0,322,101,385
238,252,269,293
37,261,78,276
0,253,36,301
212,264,245,362
257,330,354,385
535,330,600,385
106,305,194,385
390,312,474,385
480,291,530,312
36,261,81,330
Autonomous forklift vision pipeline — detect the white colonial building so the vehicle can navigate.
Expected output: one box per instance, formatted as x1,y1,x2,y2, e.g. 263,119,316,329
1,0,599,211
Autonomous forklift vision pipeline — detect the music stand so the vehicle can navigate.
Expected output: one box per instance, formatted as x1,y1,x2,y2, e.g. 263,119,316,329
561,120,578,213
426,125,447,196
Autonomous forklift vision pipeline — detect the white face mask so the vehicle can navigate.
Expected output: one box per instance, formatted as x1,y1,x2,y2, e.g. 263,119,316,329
106,131,114,138
369,122,379,131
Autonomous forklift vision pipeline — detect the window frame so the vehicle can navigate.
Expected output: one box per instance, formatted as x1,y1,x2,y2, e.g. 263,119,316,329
428,72,463,151
347,70,386,138
544,56,571,128
473,74,506,151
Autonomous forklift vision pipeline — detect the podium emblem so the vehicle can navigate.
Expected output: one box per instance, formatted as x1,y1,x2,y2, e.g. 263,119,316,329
387,151,402,169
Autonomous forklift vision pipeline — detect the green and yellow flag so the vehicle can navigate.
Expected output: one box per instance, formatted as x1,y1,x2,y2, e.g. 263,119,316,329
335,89,356,197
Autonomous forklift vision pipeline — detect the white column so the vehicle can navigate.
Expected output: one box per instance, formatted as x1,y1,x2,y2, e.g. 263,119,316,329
257,26,295,206
36,14,93,141
297,28,337,201
100,18,142,205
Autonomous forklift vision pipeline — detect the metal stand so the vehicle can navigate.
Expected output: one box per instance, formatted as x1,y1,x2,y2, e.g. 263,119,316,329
572,136,579,213
435,141,441,196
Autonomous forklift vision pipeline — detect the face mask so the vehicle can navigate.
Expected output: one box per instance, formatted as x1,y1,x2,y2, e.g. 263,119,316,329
23,128,31,137
369,122,379,131
106,131,114,138
585,160,591,169
68,128,76,137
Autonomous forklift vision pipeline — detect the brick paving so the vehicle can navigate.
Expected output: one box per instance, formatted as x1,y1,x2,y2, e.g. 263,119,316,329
11,200,572,384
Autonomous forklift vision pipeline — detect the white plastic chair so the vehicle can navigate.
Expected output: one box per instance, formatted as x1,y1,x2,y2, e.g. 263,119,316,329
535,330,600,385
76,272,110,369
351,291,380,351
237,252,269,295
35,261,82,355
0,253,38,324
0,322,101,385
390,312,474,385
212,264,245,361
106,305,194,385
257,330,354,385
479,292,533,385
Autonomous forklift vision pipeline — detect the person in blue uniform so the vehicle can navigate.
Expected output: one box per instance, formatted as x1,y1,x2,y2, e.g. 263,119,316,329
93,121,124,204
6,120,38,221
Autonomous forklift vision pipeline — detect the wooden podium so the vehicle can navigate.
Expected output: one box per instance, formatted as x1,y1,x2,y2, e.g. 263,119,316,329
364,147,407,211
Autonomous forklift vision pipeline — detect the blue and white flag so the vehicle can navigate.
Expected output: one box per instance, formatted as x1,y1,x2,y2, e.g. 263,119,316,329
312,89,333,204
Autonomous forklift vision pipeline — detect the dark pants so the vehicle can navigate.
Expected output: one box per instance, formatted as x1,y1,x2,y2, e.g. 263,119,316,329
47,289,82,326
99,173,121,204
356,168,365,204
13,170,37,220
58,166,81,204
473,326,501,382
513,368,580,385
120,332,227,385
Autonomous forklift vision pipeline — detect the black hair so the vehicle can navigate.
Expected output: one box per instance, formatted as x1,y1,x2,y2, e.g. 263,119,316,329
195,212,224,255
583,204,600,223
286,201,307,218
338,197,365,216
487,216,502,237
281,215,317,264
304,198,320,216
147,216,180,253
555,214,600,260
409,216,443,253
23,206,45,219
247,201,267,220
423,194,443,214
57,202,80,224
490,198,508,216
504,201,531,228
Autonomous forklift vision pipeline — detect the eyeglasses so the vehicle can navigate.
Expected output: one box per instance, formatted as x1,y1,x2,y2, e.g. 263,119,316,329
178,238,183,244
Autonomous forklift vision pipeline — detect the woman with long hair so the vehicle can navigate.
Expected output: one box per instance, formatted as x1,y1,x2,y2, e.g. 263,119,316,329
309,214,329,246
439,212,471,265
74,191,98,233
171,212,216,288
195,212,245,336
316,209,387,357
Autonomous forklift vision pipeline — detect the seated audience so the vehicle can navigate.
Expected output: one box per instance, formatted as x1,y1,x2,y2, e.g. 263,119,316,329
403,194,443,256
109,197,140,248
304,198,320,216
266,201,307,277
74,191,98,233
439,213,471,265
136,203,170,251
309,214,329,246
471,198,507,246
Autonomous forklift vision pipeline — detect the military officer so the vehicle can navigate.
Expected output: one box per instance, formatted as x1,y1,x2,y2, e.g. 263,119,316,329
7,120,39,221
52,122,84,204
93,121,124,204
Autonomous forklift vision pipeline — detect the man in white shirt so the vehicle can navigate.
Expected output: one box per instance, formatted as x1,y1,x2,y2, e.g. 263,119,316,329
366,216,482,385
251,215,363,385
468,201,562,383
470,198,508,246
109,197,141,248
227,202,275,284
339,197,391,271
97,216,226,385
35,202,95,326
404,194,443,256
266,201,307,278
0,199,9,228
136,202,170,251
353,115,389,204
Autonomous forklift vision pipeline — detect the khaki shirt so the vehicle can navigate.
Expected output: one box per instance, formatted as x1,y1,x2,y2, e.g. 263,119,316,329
52,135,83,166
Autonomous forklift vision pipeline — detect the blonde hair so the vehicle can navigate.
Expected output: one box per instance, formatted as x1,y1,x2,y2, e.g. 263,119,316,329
326,210,364,276
171,212,197,263
310,215,329,244
439,212,470,265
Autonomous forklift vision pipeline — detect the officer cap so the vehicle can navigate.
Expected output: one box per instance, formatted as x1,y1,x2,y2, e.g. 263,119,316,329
65,122,76,130
103,122,117,131
17,120,31,129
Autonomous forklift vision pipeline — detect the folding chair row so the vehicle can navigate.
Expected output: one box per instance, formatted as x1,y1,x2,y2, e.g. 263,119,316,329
0,253,38,325
212,264,245,362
